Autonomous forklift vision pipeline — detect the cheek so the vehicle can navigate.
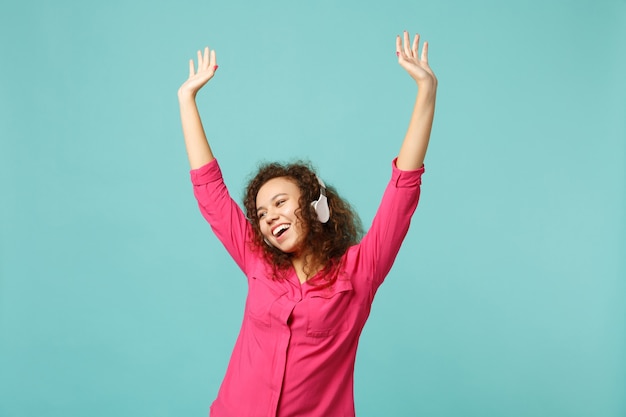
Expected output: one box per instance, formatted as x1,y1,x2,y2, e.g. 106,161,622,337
292,214,308,235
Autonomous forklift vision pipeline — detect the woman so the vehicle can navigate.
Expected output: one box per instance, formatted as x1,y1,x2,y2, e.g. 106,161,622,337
178,31,437,417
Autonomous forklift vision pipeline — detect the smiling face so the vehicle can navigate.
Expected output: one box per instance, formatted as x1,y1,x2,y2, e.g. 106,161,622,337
255,177,307,256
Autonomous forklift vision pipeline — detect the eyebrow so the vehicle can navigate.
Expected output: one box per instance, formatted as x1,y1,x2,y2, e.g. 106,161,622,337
256,193,288,213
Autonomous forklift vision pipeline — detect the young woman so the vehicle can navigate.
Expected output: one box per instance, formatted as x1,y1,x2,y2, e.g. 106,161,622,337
178,31,437,417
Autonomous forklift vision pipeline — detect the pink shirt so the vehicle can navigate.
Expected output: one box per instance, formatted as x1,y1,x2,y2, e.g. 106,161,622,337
191,159,425,417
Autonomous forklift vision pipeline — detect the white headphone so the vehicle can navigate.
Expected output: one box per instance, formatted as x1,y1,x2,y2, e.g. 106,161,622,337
311,177,330,223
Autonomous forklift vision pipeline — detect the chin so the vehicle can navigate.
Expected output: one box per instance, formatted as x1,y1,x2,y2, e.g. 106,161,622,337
279,246,297,254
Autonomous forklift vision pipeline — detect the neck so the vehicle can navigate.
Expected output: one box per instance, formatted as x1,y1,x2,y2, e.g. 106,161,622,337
291,252,323,284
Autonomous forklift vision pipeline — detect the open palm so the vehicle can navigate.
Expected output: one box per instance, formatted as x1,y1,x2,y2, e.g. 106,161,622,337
396,32,437,87
178,47,218,99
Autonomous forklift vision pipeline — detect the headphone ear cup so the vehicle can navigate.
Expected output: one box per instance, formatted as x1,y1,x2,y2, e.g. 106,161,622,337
310,176,330,223
311,194,330,223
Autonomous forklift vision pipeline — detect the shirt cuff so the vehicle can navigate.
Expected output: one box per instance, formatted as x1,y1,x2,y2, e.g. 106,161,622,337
391,157,425,188
190,159,222,185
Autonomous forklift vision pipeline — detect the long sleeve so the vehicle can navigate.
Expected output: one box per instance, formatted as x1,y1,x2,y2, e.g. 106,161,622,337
190,159,254,274
349,158,425,296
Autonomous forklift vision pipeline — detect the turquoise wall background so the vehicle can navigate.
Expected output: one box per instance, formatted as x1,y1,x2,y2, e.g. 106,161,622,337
1,0,624,416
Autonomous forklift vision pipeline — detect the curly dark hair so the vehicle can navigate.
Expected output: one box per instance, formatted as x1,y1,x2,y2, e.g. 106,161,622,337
243,161,363,283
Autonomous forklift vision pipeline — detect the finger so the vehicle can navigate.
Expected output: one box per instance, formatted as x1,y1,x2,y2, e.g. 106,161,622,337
210,49,217,71
396,35,402,58
188,59,195,77
403,31,411,56
421,41,429,64
197,50,203,71
412,34,419,58
202,47,210,70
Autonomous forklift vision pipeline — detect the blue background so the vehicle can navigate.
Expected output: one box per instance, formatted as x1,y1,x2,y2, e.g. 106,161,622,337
1,0,625,416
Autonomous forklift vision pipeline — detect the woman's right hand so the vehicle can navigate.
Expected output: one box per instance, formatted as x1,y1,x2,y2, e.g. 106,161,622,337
178,47,218,100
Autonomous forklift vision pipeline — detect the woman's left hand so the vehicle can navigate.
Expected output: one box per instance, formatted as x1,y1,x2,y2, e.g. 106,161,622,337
396,31,437,88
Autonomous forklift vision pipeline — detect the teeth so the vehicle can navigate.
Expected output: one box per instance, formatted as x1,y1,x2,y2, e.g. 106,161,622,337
272,224,290,236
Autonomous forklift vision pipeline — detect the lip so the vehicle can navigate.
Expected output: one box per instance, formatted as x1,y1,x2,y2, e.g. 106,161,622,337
271,223,290,242
271,223,290,234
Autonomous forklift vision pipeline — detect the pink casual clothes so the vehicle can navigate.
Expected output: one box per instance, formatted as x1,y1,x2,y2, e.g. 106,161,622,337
191,158,425,417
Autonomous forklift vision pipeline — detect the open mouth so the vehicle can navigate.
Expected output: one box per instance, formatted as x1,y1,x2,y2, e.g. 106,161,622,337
272,224,290,238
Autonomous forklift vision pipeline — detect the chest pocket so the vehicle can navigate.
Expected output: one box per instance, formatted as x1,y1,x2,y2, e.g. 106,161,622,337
246,276,288,328
306,279,354,338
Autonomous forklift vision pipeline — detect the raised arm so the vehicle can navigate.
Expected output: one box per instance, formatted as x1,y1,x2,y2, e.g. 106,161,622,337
178,47,218,169
395,32,438,170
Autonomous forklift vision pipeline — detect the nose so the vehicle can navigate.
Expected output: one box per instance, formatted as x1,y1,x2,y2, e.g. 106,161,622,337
264,209,279,224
